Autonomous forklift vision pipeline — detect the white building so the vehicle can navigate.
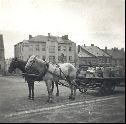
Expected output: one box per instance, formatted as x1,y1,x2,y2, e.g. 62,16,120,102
14,33,76,66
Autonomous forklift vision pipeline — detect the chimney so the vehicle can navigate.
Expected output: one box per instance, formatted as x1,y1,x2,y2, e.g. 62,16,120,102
84,44,86,46
62,35,68,40
29,35,32,40
48,33,50,38
78,45,81,53
91,44,94,46
105,46,107,51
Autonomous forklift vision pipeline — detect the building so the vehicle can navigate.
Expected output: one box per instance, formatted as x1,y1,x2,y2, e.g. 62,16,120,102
0,34,5,75
14,33,76,66
77,44,112,67
103,47,125,67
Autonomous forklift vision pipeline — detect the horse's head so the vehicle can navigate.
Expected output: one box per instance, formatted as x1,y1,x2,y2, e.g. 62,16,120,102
8,58,19,73
25,55,37,73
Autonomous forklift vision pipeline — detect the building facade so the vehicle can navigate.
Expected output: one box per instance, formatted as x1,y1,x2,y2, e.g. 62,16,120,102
0,34,5,75
103,47,125,68
14,33,76,66
77,44,112,67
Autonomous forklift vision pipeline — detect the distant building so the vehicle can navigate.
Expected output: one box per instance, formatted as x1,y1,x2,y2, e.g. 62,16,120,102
103,47,125,67
77,44,112,67
14,33,76,66
0,34,5,75
5,58,13,75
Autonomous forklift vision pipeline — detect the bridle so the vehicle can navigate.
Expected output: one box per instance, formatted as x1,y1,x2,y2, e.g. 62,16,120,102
9,58,18,72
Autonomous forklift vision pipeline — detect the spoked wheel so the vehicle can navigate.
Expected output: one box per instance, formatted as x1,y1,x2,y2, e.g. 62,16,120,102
79,86,87,93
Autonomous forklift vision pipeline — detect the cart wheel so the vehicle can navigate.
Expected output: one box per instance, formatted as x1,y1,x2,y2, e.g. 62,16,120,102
79,87,87,93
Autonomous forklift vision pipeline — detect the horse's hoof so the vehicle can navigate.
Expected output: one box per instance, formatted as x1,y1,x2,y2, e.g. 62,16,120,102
56,93,59,96
71,97,75,101
69,96,75,100
48,99,54,103
28,96,31,100
31,97,34,100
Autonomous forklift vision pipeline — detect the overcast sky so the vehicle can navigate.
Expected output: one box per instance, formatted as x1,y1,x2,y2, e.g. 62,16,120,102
0,0,125,59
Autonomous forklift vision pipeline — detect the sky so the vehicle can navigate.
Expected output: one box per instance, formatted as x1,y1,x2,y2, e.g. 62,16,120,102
0,0,125,59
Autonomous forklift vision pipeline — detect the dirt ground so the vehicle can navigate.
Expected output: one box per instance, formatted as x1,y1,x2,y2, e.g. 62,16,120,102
0,76,125,123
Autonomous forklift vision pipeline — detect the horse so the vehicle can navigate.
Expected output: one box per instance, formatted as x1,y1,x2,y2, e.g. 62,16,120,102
25,55,77,103
8,57,59,100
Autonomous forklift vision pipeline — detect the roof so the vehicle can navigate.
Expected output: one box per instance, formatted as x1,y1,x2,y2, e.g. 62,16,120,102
78,52,94,57
29,35,73,44
105,49,125,59
78,46,96,58
0,34,4,49
81,46,111,57
29,35,49,42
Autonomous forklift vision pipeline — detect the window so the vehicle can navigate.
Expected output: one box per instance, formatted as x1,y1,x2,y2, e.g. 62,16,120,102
49,56,55,62
42,44,46,51
49,46,55,53
63,46,66,51
69,56,72,61
35,45,40,51
58,46,61,51
99,58,102,63
92,59,96,63
85,60,87,65
29,45,33,51
20,46,21,52
64,56,67,61
22,46,23,51
107,58,110,63
104,58,107,63
69,47,72,51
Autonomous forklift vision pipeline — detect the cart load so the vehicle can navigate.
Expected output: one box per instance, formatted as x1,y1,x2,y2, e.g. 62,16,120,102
76,66,125,94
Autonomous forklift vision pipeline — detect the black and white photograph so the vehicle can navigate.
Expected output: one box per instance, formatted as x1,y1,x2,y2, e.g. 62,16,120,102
0,0,125,123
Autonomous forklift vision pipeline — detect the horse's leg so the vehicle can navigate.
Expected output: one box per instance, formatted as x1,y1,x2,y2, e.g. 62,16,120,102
69,80,76,100
45,80,54,103
51,81,54,92
27,81,31,99
69,84,73,99
31,81,34,100
55,81,59,96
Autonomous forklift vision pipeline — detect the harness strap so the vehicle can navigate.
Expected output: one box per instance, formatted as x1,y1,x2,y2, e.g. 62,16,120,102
38,62,49,81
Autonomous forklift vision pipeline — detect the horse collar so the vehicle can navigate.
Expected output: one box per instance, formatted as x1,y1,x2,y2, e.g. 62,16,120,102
39,62,49,80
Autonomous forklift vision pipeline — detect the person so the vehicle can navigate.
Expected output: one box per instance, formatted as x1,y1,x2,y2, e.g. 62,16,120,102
97,67,103,78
